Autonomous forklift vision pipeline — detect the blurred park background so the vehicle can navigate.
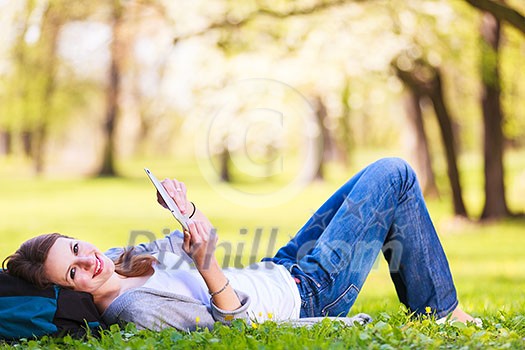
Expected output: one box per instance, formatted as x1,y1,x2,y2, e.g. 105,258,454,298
0,0,524,317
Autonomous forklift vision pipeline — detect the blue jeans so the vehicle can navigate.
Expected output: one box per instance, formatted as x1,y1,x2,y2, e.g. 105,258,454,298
263,158,458,319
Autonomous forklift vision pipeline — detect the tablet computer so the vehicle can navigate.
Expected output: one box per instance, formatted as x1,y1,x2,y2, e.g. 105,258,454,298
144,168,189,231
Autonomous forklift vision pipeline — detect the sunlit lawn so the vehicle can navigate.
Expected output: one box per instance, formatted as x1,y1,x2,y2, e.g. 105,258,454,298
1,150,524,348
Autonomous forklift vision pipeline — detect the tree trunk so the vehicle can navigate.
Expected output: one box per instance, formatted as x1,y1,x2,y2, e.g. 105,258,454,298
338,79,353,167
314,95,331,181
393,58,467,217
314,99,325,181
219,145,231,182
21,130,32,157
426,69,468,217
32,6,61,174
98,58,119,177
97,5,123,177
480,9,509,219
403,91,439,198
0,130,11,155
32,125,48,174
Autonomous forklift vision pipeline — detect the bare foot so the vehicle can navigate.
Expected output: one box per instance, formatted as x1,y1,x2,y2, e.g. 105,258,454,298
449,307,475,322
437,307,481,326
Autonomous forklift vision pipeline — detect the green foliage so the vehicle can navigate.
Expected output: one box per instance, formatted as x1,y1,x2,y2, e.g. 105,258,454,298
0,0,103,151
2,308,525,349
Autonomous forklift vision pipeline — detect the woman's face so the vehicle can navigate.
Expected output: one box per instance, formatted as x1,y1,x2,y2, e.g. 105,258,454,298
44,237,115,293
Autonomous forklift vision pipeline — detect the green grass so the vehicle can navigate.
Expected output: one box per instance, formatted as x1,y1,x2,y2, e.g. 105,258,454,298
6,314,525,350
1,151,524,348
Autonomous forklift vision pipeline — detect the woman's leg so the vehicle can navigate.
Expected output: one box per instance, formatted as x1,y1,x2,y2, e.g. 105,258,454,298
265,158,458,319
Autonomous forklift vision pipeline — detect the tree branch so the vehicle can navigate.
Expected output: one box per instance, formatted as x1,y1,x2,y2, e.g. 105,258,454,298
257,0,359,18
464,0,525,35
173,0,359,43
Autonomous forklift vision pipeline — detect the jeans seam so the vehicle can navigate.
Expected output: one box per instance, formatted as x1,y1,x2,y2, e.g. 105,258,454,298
437,299,458,319
412,197,445,313
397,175,455,316
349,177,396,264
321,283,360,316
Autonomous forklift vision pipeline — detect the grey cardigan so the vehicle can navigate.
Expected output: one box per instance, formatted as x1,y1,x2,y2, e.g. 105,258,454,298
102,230,251,331
101,231,372,331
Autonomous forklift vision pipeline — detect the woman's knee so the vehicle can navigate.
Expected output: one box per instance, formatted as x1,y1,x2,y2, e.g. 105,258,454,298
367,157,417,187
372,157,414,175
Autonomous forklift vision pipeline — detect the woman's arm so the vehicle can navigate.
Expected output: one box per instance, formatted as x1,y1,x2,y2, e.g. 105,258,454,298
183,220,242,311
159,178,242,311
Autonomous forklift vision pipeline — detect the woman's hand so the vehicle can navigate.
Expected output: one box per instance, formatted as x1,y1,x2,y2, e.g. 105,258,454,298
157,178,190,215
183,219,242,311
182,219,218,271
157,176,214,238
157,177,219,271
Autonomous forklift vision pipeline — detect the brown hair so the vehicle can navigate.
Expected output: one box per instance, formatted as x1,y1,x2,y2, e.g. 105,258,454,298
2,233,157,289
2,233,67,289
113,247,157,277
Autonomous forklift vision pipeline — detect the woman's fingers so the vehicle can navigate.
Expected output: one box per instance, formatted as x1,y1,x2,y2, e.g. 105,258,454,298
194,221,216,246
183,220,199,255
184,220,217,269
174,181,187,214
183,230,191,254
159,178,188,214
156,191,168,209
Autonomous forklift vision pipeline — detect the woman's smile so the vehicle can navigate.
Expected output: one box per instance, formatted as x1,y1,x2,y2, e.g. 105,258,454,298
93,254,103,278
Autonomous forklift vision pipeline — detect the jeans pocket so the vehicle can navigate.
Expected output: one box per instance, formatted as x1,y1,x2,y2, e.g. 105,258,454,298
291,264,330,291
321,283,360,317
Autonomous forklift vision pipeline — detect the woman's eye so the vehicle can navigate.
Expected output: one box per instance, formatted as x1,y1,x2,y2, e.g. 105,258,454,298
70,267,76,280
73,243,79,255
